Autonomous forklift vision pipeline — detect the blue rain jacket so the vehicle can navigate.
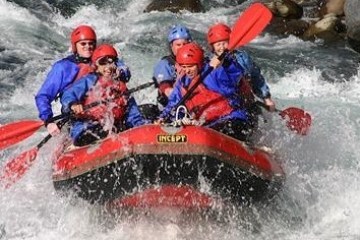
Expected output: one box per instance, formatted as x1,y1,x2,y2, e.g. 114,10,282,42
231,50,271,99
35,55,80,122
161,59,248,126
35,55,131,123
152,56,176,85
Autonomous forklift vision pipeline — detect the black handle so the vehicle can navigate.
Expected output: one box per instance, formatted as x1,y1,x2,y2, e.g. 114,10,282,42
37,117,69,149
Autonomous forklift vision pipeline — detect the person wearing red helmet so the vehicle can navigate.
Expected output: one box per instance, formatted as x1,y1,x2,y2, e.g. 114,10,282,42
70,25,97,59
159,42,255,142
207,23,275,113
152,24,193,107
61,44,146,146
35,25,97,137
35,25,131,137
138,24,193,122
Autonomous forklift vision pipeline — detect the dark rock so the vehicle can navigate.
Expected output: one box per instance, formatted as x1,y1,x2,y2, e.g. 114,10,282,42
263,0,303,19
303,13,346,41
263,0,347,42
268,18,310,37
319,0,345,18
344,0,360,53
144,0,203,13
347,37,360,53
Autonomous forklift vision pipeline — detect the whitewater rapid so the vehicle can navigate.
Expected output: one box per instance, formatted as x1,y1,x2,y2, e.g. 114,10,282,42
1,0,360,239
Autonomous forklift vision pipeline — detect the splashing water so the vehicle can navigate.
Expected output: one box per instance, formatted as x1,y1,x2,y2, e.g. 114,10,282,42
1,0,360,239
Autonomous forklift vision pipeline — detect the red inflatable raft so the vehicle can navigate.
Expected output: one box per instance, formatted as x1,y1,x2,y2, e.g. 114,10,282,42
52,124,285,209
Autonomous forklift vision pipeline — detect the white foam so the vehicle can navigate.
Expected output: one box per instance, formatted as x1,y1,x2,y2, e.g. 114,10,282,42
272,65,360,105
1,1,360,239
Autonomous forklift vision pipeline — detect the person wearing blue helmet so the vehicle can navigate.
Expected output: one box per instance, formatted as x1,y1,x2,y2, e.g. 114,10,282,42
153,24,192,107
137,24,193,121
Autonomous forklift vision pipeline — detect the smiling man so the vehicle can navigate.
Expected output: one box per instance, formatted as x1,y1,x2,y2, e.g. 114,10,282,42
35,25,97,136
60,44,146,146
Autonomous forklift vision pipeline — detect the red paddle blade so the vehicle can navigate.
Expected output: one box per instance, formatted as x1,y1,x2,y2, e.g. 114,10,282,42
229,3,272,50
279,107,312,135
0,120,44,150
0,147,38,188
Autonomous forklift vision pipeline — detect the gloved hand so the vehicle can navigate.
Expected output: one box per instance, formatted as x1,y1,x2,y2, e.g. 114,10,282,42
116,66,131,82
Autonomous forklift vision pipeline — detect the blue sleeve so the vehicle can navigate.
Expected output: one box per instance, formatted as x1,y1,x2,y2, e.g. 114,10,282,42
35,59,79,121
153,59,176,85
124,97,148,127
205,60,244,97
234,50,271,99
60,74,97,113
116,59,131,82
159,80,183,119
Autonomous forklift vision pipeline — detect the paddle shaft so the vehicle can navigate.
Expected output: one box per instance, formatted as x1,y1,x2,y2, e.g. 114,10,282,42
128,81,155,94
256,101,312,135
255,100,280,113
37,118,69,149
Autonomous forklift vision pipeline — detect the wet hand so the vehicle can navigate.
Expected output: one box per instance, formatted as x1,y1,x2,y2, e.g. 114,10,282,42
154,118,164,125
264,98,276,112
47,122,60,136
164,87,173,97
70,104,84,115
209,56,222,68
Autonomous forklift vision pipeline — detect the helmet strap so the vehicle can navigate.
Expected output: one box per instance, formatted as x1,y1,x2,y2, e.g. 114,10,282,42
75,53,91,64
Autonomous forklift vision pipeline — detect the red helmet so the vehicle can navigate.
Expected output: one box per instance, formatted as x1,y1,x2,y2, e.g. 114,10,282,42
176,42,204,69
207,23,231,45
91,44,118,63
71,25,97,52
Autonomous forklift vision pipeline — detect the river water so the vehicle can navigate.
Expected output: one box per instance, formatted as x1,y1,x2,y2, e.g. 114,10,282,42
1,0,360,239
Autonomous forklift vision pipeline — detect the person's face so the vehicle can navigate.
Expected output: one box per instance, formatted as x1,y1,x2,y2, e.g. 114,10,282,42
212,40,229,56
95,56,117,78
76,40,96,58
181,64,199,79
171,39,190,56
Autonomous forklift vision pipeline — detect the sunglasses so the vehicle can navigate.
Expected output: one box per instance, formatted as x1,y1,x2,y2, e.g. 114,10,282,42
78,41,95,47
97,56,117,66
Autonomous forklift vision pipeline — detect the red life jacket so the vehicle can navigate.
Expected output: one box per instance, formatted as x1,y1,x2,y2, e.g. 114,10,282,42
239,77,255,108
74,63,94,81
158,61,184,96
80,76,127,121
180,76,234,123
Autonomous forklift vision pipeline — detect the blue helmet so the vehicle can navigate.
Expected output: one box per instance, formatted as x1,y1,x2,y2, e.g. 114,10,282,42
167,24,192,43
